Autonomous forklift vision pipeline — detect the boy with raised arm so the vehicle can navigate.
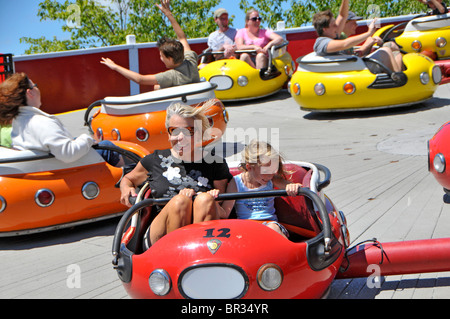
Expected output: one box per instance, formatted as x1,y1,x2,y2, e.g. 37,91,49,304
101,0,199,90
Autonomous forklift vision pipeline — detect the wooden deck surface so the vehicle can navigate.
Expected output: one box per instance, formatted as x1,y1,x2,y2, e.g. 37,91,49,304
1,83,449,299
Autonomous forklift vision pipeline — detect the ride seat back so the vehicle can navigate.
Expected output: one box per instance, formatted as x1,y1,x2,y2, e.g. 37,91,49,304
101,82,217,116
274,165,321,236
404,13,450,32
297,52,367,73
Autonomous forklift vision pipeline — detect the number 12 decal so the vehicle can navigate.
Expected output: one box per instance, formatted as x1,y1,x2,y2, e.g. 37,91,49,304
204,228,231,238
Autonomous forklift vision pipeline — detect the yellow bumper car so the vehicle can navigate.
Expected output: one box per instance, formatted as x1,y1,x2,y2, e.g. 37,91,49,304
377,12,450,59
289,52,441,112
199,42,295,101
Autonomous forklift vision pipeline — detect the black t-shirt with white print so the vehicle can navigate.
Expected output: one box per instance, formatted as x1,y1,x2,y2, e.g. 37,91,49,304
140,149,232,209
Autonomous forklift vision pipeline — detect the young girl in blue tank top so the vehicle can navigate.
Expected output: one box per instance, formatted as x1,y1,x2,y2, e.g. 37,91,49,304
219,140,302,238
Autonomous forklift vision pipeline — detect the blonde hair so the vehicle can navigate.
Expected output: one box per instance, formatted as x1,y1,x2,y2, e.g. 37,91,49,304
165,99,216,140
240,140,287,178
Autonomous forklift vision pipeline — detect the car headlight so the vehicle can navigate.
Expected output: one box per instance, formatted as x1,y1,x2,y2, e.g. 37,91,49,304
35,189,55,207
111,128,121,141
434,153,446,173
96,128,104,141
343,82,356,94
436,37,447,48
432,65,442,85
237,76,248,87
257,264,283,291
314,83,325,96
82,182,100,200
0,196,6,213
411,40,422,52
136,127,149,142
223,108,229,123
339,210,350,247
149,269,172,296
284,65,290,76
292,83,301,96
420,72,430,85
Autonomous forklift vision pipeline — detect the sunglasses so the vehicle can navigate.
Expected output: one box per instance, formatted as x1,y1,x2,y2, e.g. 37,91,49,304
167,126,196,136
29,83,38,90
250,17,262,22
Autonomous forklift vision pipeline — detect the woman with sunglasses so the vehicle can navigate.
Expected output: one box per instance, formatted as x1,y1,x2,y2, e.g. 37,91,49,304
0,72,122,165
119,100,232,245
235,9,284,69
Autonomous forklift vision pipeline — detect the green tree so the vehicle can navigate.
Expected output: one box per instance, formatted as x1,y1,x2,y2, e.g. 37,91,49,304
238,0,425,29
22,0,427,54
20,36,82,55
21,0,220,54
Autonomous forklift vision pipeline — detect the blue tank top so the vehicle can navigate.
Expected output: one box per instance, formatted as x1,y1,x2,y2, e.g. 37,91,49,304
234,173,277,221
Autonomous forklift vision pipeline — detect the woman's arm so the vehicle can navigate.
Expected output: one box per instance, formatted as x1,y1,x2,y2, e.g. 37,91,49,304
33,116,94,163
119,162,149,207
262,31,284,53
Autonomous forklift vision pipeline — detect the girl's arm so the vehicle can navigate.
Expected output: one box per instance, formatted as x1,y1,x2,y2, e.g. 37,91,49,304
217,178,237,219
272,175,302,196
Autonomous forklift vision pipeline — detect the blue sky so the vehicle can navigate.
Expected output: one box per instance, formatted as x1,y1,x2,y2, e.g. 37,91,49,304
0,0,250,56
1,0,68,56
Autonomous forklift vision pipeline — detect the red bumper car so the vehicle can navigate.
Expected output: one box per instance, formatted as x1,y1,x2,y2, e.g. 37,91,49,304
428,121,450,195
112,162,349,299
112,160,450,299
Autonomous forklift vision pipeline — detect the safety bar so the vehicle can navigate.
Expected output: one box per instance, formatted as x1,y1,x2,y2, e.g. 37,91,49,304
112,187,332,265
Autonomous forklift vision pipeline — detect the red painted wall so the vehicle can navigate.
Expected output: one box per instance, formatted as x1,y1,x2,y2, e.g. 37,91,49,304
12,16,409,114
15,50,131,114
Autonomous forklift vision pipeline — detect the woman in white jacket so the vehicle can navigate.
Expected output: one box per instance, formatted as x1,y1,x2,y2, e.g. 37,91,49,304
0,72,120,165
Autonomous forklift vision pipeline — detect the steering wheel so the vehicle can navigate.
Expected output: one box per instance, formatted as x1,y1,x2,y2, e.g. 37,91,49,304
112,187,335,282
83,99,104,134
92,143,142,164
381,21,408,43
362,56,394,75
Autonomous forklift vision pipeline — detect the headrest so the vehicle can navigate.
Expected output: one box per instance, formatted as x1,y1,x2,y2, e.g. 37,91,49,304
297,52,367,73
101,82,217,115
